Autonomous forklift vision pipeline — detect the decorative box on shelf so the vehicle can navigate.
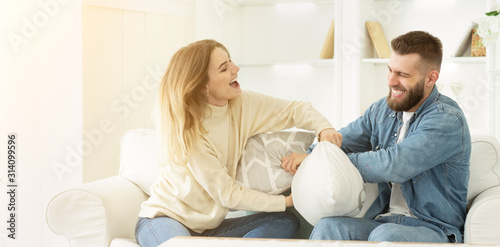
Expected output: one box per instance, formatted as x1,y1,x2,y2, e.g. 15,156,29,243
472,28,486,57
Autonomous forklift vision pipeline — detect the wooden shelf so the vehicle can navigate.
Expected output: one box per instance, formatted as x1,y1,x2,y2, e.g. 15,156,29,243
361,57,486,64
237,0,335,6
443,57,487,63
361,58,389,64
239,59,335,66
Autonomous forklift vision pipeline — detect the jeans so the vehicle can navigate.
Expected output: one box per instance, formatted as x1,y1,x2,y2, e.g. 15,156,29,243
310,215,450,243
135,211,300,247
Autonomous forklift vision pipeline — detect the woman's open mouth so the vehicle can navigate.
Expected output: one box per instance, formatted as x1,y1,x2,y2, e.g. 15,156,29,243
230,78,239,88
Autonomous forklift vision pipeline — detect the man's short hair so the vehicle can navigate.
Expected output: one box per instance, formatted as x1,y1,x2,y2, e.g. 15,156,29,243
391,31,443,72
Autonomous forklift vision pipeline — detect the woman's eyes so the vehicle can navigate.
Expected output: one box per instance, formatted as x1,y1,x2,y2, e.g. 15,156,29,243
220,60,233,72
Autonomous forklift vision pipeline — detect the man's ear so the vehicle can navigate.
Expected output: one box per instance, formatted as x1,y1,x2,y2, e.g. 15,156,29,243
426,70,439,87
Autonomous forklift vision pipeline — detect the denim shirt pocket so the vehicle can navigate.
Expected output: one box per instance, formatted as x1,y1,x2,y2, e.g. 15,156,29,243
370,134,380,151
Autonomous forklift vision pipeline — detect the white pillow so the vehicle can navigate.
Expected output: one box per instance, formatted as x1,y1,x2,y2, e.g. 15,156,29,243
292,141,366,226
235,130,315,195
119,129,161,195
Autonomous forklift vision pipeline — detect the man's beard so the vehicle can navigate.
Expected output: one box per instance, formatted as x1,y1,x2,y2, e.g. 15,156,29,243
386,78,425,112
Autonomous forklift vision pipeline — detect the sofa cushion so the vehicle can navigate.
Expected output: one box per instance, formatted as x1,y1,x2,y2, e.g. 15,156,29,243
292,141,366,226
119,129,161,195
468,135,500,201
235,130,315,194
110,238,140,247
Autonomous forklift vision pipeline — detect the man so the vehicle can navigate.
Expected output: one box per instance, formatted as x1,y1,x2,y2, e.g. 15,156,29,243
283,31,471,243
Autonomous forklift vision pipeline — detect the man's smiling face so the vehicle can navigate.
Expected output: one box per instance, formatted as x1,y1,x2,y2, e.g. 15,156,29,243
386,53,428,112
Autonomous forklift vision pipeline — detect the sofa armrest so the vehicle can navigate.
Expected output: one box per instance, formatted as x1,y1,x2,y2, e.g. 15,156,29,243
464,185,500,244
46,176,148,247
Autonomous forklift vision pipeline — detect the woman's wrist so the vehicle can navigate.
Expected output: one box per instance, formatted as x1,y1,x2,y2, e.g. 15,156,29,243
285,194,293,207
318,128,335,142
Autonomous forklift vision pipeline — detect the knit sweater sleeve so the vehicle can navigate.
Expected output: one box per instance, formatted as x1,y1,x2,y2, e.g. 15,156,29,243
240,91,333,137
187,141,286,212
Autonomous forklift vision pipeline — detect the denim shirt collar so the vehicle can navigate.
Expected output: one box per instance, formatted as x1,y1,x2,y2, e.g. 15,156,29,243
414,85,439,117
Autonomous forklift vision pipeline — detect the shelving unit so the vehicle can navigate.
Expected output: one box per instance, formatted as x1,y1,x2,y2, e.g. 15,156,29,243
195,0,499,138
486,0,500,139
196,0,338,124
362,57,487,64
238,59,335,67
224,1,335,63
354,0,496,137
236,0,335,6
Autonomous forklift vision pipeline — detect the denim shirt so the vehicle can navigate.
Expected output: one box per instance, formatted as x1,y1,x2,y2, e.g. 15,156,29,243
339,87,471,243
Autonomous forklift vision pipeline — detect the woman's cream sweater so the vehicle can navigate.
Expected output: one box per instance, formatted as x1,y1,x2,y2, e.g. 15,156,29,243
138,91,333,233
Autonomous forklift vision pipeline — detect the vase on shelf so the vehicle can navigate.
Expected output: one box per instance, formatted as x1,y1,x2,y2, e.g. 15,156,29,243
450,81,465,103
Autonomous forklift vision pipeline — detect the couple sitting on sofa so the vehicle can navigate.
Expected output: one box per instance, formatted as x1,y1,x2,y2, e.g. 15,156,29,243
135,31,471,247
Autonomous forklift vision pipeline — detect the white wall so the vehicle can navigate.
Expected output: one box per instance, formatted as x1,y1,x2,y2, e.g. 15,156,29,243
0,0,83,246
196,0,339,126
81,1,195,183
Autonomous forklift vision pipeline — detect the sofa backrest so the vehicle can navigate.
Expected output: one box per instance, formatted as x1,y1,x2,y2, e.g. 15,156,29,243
118,129,500,202
468,135,500,201
118,128,316,196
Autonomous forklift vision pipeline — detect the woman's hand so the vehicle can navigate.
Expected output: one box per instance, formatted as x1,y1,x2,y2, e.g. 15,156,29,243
281,153,309,175
319,128,342,147
285,194,294,207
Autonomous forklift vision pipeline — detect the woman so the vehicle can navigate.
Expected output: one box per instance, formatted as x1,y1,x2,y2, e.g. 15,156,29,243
135,39,342,246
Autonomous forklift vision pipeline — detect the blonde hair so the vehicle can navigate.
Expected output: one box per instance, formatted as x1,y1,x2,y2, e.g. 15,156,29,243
157,39,230,166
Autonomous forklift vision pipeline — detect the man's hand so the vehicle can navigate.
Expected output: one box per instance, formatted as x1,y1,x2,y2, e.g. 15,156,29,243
281,153,309,175
319,128,342,147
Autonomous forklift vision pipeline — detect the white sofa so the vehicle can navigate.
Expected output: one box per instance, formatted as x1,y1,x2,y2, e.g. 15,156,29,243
46,129,500,246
